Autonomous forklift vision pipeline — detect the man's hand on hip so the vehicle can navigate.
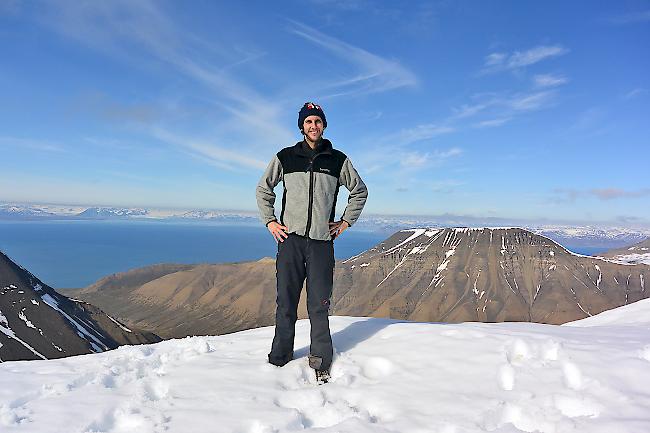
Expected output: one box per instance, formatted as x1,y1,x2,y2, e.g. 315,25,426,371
329,220,349,239
267,221,289,243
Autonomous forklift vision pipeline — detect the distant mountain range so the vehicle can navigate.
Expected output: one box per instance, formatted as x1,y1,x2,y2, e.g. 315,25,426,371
0,203,259,223
0,251,160,362
3,202,650,250
63,228,649,339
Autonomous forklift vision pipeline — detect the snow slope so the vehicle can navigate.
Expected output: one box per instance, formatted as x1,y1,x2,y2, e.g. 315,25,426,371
1,311,649,433
564,298,650,327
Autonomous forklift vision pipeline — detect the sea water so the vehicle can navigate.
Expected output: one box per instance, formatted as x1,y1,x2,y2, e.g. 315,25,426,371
0,220,387,288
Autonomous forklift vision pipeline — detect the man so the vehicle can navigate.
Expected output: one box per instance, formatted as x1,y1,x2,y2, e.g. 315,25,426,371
256,102,368,383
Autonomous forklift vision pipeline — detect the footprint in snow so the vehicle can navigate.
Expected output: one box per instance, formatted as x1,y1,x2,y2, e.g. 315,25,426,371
137,379,170,402
84,404,170,433
361,356,393,380
553,395,602,418
561,361,583,390
273,388,380,429
498,363,515,391
639,345,650,362
0,400,32,427
505,338,531,365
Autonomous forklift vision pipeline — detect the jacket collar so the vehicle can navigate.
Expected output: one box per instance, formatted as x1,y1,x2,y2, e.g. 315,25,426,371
294,138,333,158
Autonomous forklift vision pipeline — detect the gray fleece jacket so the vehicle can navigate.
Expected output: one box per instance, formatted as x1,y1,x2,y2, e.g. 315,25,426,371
256,139,368,241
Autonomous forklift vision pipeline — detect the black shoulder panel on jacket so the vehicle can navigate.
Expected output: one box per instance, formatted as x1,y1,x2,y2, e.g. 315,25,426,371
277,143,305,175
277,142,348,178
321,149,347,179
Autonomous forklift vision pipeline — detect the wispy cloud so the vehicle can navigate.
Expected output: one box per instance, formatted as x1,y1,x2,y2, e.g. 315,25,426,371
533,74,568,88
35,0,294,168
306,0,368,10
0,136,66,153
451,90,557,124
388,124,455,147
482,45,568,74
553,188,650,202
568,107,611,137
151,128,267,172
590,188,650,200
72,92,159,125
606,10,650,25
473,117,512,128
624,88,648,100
288,20,418,97
399,148,463,169
430,179,465,193
508,91,555,111
399,151,430,168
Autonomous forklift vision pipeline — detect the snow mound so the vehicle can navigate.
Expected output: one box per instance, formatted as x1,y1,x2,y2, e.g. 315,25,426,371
564,298,650,327
1,316,650,432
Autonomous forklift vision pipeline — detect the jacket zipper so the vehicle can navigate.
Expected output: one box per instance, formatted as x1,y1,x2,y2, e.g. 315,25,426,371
304,156,315,237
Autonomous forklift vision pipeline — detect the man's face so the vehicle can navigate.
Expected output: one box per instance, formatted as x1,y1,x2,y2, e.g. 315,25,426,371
302,115,324,143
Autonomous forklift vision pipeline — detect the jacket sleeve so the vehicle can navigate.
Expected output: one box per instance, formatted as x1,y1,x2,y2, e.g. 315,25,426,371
338,157,368,226
256,155,283,226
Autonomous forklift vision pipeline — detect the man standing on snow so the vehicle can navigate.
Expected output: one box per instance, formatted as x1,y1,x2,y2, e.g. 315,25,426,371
256,102,368,383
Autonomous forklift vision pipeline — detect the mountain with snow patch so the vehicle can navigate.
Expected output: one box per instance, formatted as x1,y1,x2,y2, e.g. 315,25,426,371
76,207,150,218
0,251,160,362
335,227,649,324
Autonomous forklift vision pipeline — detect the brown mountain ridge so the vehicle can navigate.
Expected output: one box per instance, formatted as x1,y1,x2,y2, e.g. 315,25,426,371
64,227,649,339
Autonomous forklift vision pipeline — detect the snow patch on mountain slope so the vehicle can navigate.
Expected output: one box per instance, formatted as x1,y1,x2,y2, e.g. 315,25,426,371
607,253,650,266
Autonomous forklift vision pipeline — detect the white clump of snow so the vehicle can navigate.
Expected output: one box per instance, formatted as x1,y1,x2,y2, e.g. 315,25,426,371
106,315,132,333
2,305,650,432
0,310,8,328
40,294,108,352
18,310,36,329
436,260,449,273
359,263,370,268
594,264,602,290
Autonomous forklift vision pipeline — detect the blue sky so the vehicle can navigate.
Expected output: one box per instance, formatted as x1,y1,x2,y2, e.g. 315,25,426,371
1,1,649,225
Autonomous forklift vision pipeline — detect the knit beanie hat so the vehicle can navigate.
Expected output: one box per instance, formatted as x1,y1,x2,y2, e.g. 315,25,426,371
298,102,327,131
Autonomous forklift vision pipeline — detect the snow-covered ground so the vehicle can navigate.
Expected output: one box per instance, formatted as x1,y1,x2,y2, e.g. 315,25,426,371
1,302,650,433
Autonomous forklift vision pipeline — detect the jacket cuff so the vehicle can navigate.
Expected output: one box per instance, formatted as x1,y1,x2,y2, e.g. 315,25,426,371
265,219,277,227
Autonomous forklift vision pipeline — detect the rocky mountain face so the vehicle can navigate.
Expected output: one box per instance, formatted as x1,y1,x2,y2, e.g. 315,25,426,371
65,228,650,338
65,259,283,339
0,251,160,362
334,228,648,324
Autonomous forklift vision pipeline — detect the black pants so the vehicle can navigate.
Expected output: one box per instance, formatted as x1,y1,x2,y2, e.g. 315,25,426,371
268,233,334,370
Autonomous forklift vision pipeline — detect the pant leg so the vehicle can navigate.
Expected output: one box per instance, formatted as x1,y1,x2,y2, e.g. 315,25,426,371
268,234,306,366
305,238,335,371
